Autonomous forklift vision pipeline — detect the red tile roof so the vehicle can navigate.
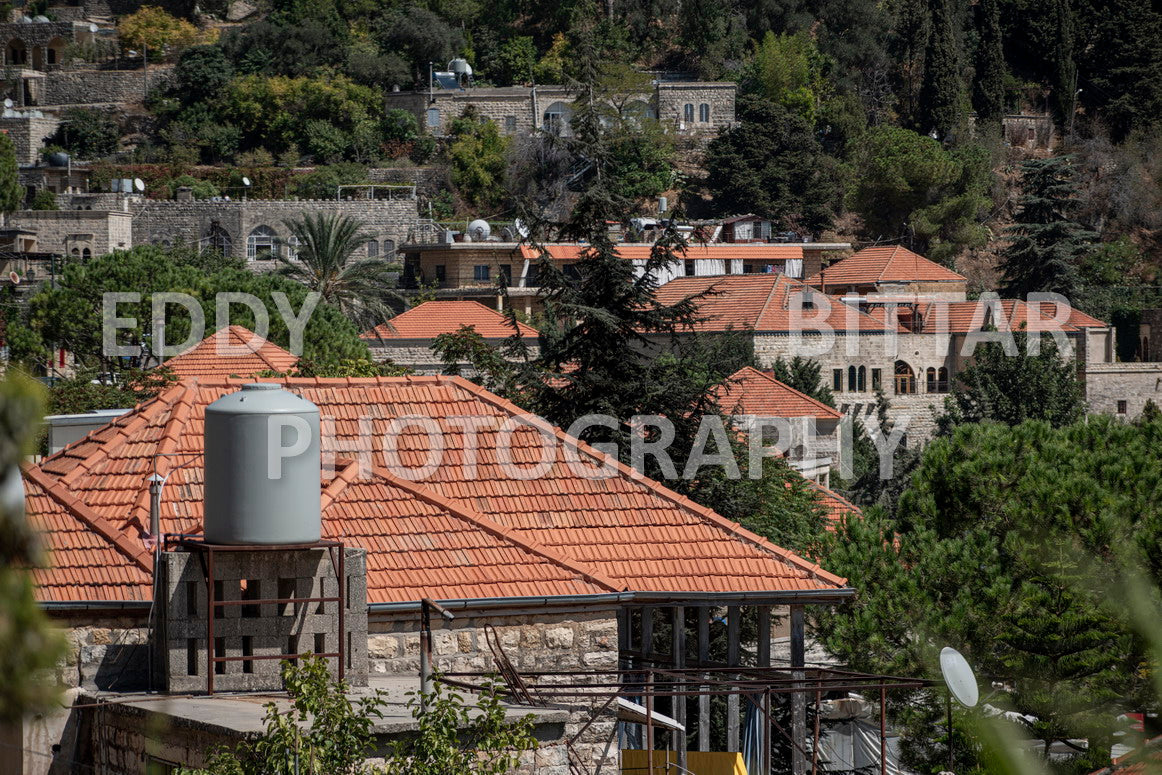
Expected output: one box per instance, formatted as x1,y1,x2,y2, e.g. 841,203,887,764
519,243,805,262
1088,737,1162,775
715,367,841,420
654,274,903,334
808,482,861,529
915,299,1108,333
363,301,537,341
806,246,966,287
27,376,847,605
163,326,299,379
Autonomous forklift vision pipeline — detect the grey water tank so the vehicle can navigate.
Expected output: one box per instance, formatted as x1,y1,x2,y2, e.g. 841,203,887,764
203,383,321,545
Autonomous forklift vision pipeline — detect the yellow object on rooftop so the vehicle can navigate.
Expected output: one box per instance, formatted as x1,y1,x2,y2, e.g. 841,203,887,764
622,749,748,775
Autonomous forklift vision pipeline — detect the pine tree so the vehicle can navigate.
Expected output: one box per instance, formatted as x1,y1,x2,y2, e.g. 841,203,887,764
972,0,1006,126
917,0,964,140
1000,156,1096,299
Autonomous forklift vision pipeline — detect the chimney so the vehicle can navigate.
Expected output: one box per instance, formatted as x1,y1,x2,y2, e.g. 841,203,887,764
175,186,193,202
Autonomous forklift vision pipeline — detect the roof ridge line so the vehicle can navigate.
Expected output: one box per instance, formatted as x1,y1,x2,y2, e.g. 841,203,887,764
737,367,842,418
320,459,362,512
59,388,178,486
368,462,623,594
442,375,848,589
24,464,153,573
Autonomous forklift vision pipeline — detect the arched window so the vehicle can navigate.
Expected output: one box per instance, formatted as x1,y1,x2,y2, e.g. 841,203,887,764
206,225,231,256
7,41,27,66
895,361,916,395
926,367,937,393
286,235,301,261
937,367,949,393
82,247,91,259
847,366,856,392
382,239,395,258
543,102,572,136
857,365,866,392
699,103,710,123
247,226,277,261
70,247,79,256
683,103,694,123
366,240,378,257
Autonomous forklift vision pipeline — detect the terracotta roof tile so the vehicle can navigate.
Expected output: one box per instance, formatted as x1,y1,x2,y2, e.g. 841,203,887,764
655,274,902,333
806,245,966,287
27,376,847,604
362,301,537,341
715,367,841,420
916,299,1109,333
519,244,805,262
163,326,299,379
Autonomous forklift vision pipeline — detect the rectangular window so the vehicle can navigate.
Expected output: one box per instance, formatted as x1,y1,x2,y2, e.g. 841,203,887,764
684,259,696,276
871,369,882,391
434,264,446,283
499,264,512,287
504,115,517,133
473,265,490,282
832,369,843,392
1118,400,1128,415
242,636,253,674
426,108,440,128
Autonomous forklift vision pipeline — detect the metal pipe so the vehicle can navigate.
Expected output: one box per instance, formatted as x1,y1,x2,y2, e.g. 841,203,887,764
338,545,345,683
646,668,655,775
880,687,887,775
207,547,215,695
812,687,821,775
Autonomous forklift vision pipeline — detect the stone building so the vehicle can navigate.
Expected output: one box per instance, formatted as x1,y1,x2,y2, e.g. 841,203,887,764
6,205,131,255
806,245,969,301
17,374,853,774
0,19,96,71
363,299,538,373
0,111,61,165
384,79,736,138
653,274,1116,442
398,240,846,317
132,193,422,264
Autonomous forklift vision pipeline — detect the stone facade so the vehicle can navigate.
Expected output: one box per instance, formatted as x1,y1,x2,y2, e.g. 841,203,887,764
0,113,60,165
368,339,540,374
1140,309,1162,362
132,197,422,264
1002,114,1055,150
386,80,735,139
155,547,369,693
1085,362,1162,419
41,65,172,106
7,207,132,254
0,20,79,69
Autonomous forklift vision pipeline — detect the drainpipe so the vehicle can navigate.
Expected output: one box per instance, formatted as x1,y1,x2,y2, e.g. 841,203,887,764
419,597,454,710
147,472,164,690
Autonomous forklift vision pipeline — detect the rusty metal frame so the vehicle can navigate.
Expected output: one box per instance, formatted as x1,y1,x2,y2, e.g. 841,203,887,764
165,536,346,695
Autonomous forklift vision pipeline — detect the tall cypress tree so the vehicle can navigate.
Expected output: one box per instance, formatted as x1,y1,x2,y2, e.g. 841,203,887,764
1000,156,1096,300
1050,0,1077,130
972,0,1006,127
917,0,964,140
889,0,931,129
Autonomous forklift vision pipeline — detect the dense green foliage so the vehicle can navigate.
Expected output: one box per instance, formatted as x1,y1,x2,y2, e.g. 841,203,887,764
937,333,1086,434
815,416,1162,773
0,373,66,722
17,246,371,375
1001,156,1096,299
0,133,21,215
47,109,120,161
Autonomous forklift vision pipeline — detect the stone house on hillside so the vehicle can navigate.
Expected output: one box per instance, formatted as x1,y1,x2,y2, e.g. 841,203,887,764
385,80,736,139
806,245,968,301
363,300,538,373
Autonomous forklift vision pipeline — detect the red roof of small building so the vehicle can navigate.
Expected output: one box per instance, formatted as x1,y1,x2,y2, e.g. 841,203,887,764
654,274,904,334
519,243,804,262
163,325,299,379
808,482,861,529
715,367,841,420
363,301,537,341
915,299,1108,334
27,376,848,605
806,246,966,287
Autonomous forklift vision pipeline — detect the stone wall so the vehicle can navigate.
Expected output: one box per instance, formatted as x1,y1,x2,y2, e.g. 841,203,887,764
1085,362,1162,419
0,114,60,165
656,82,736,134
8,207,132,254
1142,309,1162,362
368,339,540,374
132,197,422,264
42,65,173,106
367,165,449,196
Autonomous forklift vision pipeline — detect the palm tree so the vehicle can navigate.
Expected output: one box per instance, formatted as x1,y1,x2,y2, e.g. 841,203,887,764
276,212,403,329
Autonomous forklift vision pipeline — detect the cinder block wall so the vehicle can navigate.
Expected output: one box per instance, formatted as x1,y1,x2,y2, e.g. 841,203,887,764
156,546,368,693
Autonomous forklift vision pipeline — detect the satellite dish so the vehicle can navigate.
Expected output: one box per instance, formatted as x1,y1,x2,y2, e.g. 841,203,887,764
448,58,472,76
8,271,19,285
513,218,529,239
241,176,251,187
467,219,491,241
940,647,979,708
133,178,145,192
3,98,12,108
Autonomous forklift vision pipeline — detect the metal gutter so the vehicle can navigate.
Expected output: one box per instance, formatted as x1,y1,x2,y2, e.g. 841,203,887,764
368,592,634,613
41,600,153,611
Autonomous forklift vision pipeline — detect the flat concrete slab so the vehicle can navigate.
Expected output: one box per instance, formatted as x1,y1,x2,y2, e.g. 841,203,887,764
79,675,569,737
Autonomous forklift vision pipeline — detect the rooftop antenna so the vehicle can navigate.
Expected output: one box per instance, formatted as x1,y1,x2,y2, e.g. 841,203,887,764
940,647,979,774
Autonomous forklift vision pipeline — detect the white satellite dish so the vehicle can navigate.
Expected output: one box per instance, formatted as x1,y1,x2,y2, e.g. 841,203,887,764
133,178,145,192
241,176,251,187
940,647,979,707
8,271,19,285
3,98,12,109
467,219,491,241
512,218,529,239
